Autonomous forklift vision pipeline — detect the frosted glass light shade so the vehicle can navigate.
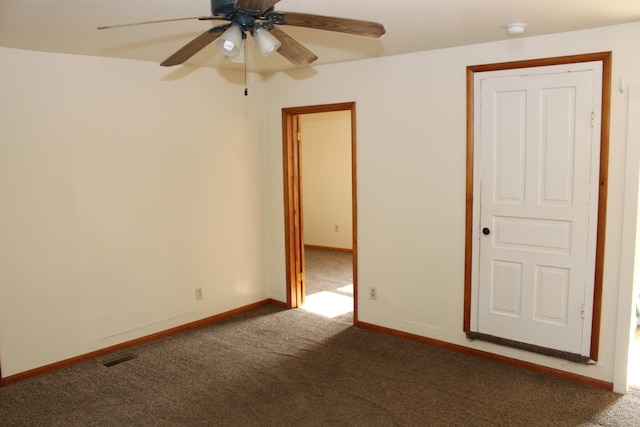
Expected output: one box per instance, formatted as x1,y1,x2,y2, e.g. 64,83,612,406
226,40,245,63
216,24,243,57
254,28,281,57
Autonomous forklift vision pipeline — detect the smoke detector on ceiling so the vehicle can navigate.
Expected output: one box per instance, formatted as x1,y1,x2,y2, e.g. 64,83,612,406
505,23,527,36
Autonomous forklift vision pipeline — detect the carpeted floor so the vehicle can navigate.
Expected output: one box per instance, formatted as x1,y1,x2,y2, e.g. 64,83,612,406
1,305,639,426
304,247,353,297
1,249,639,426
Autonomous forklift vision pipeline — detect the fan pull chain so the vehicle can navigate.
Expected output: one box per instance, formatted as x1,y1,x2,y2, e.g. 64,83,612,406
243,40,248,96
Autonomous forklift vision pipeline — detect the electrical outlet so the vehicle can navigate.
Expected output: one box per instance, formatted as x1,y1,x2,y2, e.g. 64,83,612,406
195,287,203,300
369,286,377,300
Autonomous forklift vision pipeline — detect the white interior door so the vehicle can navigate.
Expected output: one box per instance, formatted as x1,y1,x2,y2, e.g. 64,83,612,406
473,63,602,356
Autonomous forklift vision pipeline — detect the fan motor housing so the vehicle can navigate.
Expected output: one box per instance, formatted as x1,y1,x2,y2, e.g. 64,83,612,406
232,12,257,29
211,0,236,16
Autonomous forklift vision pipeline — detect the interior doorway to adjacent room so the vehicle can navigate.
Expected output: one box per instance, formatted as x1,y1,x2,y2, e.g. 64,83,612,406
627,85,640,388
282,102,357,321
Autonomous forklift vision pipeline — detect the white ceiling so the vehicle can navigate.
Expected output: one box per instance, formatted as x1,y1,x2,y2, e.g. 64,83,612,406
1,0,639,74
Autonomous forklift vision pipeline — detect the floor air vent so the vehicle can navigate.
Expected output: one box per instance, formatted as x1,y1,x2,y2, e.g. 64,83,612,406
103,354,137,367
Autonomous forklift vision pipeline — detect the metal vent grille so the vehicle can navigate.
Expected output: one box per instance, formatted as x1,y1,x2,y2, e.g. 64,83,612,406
103,355,137,367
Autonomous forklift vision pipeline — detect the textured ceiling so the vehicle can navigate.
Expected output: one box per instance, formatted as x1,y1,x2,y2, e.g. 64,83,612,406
1,0,639,74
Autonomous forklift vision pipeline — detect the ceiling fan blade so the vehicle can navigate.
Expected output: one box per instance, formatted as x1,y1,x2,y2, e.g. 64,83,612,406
269,26,318,66
160,27,225,67
98,16,222,30
281,12,385,38
236,0,280,13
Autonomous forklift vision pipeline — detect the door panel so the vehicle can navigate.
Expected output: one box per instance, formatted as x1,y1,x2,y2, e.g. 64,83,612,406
541,88,578,205
494,216,572,253
490,260,522,317
476,66,601,356
493,90,526,203
534,265,570,325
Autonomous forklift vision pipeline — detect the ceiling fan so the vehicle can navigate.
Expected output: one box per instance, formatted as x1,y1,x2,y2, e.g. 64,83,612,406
99,0,386,67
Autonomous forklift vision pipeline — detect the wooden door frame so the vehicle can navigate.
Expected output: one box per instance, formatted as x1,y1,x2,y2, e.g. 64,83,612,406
282,102,358,321
463,52,612,361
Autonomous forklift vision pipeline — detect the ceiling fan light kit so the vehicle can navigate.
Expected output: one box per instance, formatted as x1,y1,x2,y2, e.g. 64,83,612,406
99,0,385,68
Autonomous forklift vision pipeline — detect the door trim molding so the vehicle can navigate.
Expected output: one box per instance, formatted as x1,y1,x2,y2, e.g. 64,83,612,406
463,52,612,361
281,102,358,321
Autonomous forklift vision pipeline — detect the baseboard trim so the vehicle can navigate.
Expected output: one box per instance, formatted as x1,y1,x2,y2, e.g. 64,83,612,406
304,244,353,253
3,303,614,392
355,320,613,391
0,299,275,387
269,298,289,308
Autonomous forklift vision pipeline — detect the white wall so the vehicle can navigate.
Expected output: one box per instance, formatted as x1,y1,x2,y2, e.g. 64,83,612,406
301,111,353,250
265,22,640,384
0,48,269,377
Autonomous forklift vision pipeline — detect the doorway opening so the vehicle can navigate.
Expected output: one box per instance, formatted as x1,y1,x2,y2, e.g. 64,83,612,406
630,321,640,386
626,85,640,388
282,102,357,322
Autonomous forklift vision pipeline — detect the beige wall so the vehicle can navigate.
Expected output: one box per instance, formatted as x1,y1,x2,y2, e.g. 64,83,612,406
301,111,353,250
0,48,269,377
2,20,640,388
265,22,640,386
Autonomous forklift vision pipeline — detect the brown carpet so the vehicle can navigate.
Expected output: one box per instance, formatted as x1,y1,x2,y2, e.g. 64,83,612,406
1,249,639,426
304,247,353,297
1,305,639,426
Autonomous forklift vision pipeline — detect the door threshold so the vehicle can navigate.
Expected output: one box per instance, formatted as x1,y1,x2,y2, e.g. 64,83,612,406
466,332,594,364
